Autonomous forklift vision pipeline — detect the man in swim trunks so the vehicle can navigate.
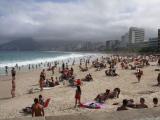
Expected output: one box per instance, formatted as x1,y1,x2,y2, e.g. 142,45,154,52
32,98,44,117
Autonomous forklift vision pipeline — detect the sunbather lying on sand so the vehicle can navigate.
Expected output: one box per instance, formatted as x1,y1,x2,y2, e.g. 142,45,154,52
95,88,120,103
94,89,110,103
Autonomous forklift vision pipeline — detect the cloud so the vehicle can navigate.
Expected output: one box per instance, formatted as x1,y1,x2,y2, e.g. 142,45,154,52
0,0,160,42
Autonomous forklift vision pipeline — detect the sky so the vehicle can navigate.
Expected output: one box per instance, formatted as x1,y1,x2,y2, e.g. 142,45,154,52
0,0,160,43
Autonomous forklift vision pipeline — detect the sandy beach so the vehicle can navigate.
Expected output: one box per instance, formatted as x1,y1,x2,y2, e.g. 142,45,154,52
0,55,160,119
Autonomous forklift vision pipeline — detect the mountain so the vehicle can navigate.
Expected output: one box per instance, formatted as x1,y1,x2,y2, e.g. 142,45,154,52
0,38,106,51
0,38,40,51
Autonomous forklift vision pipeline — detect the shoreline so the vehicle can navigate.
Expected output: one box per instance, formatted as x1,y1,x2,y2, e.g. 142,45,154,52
0,52,98,75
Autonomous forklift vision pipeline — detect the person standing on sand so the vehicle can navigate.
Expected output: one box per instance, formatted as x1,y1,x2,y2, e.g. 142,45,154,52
40,69,46,80
136,69,143,82
75,85,82,108
32,98,44,117
5,66,8,75
11,67,16,98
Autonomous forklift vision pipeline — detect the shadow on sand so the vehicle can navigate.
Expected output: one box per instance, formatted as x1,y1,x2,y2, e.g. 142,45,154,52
0,97,11,100
131,82,139,84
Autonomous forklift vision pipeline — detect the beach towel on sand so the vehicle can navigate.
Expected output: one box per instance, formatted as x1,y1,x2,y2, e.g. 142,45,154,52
79,101,106,109
36,87,52,91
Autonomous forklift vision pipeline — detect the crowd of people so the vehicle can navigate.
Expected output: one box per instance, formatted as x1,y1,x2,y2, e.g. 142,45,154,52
6,54,160,117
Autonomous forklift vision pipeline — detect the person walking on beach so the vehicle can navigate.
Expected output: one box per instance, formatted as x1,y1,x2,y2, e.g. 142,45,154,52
32,98,44,117
75,85,82,108
11,67,16,98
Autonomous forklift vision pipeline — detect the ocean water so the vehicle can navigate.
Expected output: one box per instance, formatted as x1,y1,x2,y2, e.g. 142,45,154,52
0,51,93,75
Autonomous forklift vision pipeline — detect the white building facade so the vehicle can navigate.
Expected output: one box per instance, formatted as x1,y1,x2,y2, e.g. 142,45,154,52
129,27,145,44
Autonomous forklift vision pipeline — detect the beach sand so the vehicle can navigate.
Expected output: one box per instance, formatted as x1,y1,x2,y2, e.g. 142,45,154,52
0,56,160,119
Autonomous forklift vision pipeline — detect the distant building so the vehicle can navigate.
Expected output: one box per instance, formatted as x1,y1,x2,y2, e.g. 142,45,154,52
129,27,145,44
148,37,158,48
120,32,129,48
106,40,120,50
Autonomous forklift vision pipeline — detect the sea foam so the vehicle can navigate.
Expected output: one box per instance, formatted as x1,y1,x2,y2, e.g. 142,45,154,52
0,53,91,68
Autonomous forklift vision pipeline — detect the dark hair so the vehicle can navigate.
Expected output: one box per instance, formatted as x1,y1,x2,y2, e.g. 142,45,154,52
114,88,120,98
106,89,110,93
153,97,158,104
39,95,42,98
123,99,128,106
140,98,145,103
34,98,39,104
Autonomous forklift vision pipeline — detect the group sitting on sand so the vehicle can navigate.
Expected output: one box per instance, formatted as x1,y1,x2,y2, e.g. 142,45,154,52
39,69,60,91
116,97,159,111
43,77,59,87
23,95,50,117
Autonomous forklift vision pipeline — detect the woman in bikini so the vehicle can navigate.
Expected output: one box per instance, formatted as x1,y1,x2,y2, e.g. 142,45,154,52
75,85,82,108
